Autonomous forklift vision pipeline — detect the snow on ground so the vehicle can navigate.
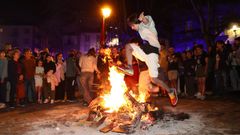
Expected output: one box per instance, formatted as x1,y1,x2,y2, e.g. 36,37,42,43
25,108,204,135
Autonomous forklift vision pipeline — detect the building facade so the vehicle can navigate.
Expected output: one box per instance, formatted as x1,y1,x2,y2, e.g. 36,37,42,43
0,25,38,49
63,32,100,54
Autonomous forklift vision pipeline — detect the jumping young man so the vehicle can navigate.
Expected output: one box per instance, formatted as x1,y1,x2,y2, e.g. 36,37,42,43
118,12,178,106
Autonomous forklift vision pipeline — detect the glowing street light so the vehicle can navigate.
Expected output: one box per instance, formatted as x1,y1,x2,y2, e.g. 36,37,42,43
100,6,111,47
226,24,240,40
232,25,238,38
102,7,111,18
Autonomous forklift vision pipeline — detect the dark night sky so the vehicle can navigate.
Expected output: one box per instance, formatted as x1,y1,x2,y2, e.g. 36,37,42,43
0,0,190,24
0,0,239,37
0,0,239,25
0,0,239,48
0,0,100,25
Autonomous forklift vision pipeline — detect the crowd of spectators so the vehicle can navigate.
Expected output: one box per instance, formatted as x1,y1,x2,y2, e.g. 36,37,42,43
0,46,85,108
0,37,239,109
159,37,240,100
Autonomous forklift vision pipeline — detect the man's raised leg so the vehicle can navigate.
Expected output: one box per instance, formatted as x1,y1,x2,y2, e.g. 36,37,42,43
117,44,134,75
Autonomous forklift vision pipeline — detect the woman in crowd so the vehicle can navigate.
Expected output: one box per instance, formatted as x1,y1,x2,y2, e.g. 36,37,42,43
35,59,44,103
194,45,208,100
43,54,57,104
167,47,179,92
54,53,65,102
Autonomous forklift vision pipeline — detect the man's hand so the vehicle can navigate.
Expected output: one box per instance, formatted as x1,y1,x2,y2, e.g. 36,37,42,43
138,12,149,25
138,12,145,21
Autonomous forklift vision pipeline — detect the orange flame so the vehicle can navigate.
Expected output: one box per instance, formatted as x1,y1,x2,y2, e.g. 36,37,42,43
102,66,129,113
102,48,111,63
101,66,149,113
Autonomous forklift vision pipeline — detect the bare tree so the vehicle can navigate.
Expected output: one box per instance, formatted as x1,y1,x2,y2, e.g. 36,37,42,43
190,0,220,47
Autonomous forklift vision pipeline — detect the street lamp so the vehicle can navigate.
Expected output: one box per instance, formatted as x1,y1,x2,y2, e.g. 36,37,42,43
232,25,238,38
100,6,111,48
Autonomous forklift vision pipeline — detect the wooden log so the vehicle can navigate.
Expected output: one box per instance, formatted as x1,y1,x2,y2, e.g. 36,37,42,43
90,116,107,128
87,111,97,121
88,97,103,110
99,122,115,133
112,124,136,134
124,92,148,113
124,91,148,130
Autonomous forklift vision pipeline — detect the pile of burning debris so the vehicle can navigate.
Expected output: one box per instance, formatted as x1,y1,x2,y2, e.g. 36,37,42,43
86,66,189,134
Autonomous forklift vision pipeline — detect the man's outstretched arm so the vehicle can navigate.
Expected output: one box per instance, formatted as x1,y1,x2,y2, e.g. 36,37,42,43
138,12,149,25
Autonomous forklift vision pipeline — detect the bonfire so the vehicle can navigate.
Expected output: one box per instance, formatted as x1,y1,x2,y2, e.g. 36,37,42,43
88,65,160,133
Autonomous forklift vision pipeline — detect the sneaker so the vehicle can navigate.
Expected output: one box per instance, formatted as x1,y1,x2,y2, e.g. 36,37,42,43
117,65,134,76
38,99,42,104
194,92,201,97
168,88,178,107
199,95,206,100
9,105,15,109
50,100,54,104
17,103,25,107
0,103,6,109
54,100,61,103
205,91,213,96
196,93,204,99
82,101,89,107
44,99,49,104
9,106,15,109
67,99,77,103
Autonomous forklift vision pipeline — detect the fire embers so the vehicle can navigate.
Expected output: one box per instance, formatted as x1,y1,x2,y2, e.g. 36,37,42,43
87,92,190,134
87,66,190,134
86,66,157,133
88,95,155,134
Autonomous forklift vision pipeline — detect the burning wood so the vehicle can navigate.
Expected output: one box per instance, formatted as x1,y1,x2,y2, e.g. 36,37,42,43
86,66,160,133
86,66,189,134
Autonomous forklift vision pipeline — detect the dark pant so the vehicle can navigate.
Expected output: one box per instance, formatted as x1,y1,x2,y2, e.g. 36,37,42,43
185,76,196,96
25,77,36,102
76,75,84,97
236,66,240,77
43,78,55,100
9,80,17,107
179,75,185,93
65,77,76,100
206,72,215,92
80,72,93,103
214,71,225,94
0,80,7,103
55,80,65,100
